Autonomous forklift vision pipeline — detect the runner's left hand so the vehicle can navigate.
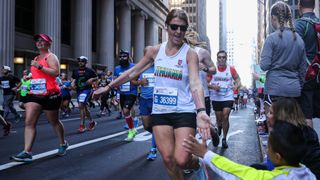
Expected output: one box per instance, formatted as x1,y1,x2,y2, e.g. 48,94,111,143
196,111,211,140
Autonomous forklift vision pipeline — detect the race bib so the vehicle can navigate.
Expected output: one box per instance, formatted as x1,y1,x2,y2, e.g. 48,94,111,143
1,80,10,89
233,94,238,98
217,87,228,96
120,82,130,92
21,85,28,91
142,73,155,87
30,79,47,94
78,93,87,103
153,87,178,113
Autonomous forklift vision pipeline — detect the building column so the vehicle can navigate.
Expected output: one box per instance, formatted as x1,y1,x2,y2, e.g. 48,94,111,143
118,1,134,54
0,0,15,69
73,0,92,67
133,11,147,63
315,0,319,17
146,19,157,46
35,0,61,58
99,0,115,71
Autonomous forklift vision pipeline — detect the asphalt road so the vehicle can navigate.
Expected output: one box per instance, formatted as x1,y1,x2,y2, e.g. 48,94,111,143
0,103,261,180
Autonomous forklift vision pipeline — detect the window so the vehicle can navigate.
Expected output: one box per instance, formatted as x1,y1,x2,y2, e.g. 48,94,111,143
158,27,163,44
61,0,71,45
15,0,35,34
92,0,97,52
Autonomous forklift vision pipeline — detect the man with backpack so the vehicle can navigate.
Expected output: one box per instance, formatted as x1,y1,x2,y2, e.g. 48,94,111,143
295,0,320,128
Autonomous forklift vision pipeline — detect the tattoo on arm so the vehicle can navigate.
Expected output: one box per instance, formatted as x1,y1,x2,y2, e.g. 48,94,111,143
192,89,204,109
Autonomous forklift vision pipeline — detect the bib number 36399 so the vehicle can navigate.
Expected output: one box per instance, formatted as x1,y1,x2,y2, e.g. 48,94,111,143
153,87,178,113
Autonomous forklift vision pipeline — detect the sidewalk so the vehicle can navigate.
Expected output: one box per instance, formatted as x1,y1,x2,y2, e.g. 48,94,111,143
257,118,320,162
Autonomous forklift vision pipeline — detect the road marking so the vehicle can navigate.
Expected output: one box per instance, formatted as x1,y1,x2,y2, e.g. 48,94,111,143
226,130,244,141
132,131,152,141
0,126,144,171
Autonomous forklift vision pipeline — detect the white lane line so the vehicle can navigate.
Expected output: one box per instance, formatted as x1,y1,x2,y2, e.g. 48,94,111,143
226,130,244,141
0,126,144,171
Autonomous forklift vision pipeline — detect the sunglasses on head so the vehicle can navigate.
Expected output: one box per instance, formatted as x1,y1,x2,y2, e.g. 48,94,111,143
168,24,188,32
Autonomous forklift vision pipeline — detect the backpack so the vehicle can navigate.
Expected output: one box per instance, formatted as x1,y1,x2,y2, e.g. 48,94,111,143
301,17,320,82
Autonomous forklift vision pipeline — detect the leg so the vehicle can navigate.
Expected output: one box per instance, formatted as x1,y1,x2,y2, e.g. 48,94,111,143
222,107,232,139
24,102,42,152
174,127,197,169
44,110,65,144
153,125,184,180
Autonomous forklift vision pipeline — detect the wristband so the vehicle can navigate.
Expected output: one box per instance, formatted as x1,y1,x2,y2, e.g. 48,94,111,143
196,108,206,114
37,64,43,70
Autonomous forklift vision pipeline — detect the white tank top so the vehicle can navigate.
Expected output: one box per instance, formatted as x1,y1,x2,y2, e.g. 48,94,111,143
209,65,234,101
152,42,195,114
195,47,209,97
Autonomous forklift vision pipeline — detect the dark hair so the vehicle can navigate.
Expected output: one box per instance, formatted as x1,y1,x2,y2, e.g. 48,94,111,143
269,121,307,166
299,0,315,8
270,1,296,40
216,50,227,57
165,9,189,27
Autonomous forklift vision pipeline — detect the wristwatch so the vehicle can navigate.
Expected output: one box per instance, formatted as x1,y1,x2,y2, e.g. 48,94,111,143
196,108,206,114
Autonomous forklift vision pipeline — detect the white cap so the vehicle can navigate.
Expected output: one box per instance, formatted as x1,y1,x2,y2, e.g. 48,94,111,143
77,56,88,61
3,66,11,71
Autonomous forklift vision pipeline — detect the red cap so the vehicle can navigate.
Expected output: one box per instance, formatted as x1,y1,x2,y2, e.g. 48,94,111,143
34,34,52,44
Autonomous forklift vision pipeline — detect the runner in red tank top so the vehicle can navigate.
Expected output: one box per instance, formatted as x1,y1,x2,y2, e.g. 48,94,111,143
11,34,68,162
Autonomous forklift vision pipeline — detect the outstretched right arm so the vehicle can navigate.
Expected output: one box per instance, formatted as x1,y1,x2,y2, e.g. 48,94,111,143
92,46,159,99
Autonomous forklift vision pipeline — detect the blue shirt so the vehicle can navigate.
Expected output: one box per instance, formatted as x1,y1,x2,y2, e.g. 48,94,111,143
114,63,138,95
139,66,155,99
60,80,71,97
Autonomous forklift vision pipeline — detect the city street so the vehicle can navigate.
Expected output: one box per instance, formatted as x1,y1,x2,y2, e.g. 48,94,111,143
0,102,262,180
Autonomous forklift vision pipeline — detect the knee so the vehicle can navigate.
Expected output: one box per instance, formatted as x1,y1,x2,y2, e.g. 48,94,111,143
175,156,191,169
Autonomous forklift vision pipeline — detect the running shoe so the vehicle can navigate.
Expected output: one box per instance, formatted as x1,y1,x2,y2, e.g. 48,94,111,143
127,128,137,141
3,122,11,136
183,169,193,175
133,117,140,128
57,141,69,156
123,123,129,130
147,147,157,161
11,151,33,162
88,121,97,130
210,126,220,147
78,124,86,133
195,158,210,180
222,138,228,149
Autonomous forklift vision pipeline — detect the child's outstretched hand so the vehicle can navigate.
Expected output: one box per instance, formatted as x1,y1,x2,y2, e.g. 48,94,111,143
183,134,208,158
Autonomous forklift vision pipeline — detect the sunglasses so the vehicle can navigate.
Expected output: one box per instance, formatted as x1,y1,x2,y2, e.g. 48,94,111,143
168,24,188,32
119,56,128,59
217,56,226,59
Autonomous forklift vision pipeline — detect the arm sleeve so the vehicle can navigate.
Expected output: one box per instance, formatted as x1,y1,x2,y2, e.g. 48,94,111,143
260,37,273,71
203,151,282,180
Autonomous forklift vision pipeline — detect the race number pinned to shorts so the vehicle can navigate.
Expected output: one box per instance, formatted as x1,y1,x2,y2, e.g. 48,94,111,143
30,79,47,95
142,73,155,87
78,93,87,103
120,82,130,92
153,87,178,113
